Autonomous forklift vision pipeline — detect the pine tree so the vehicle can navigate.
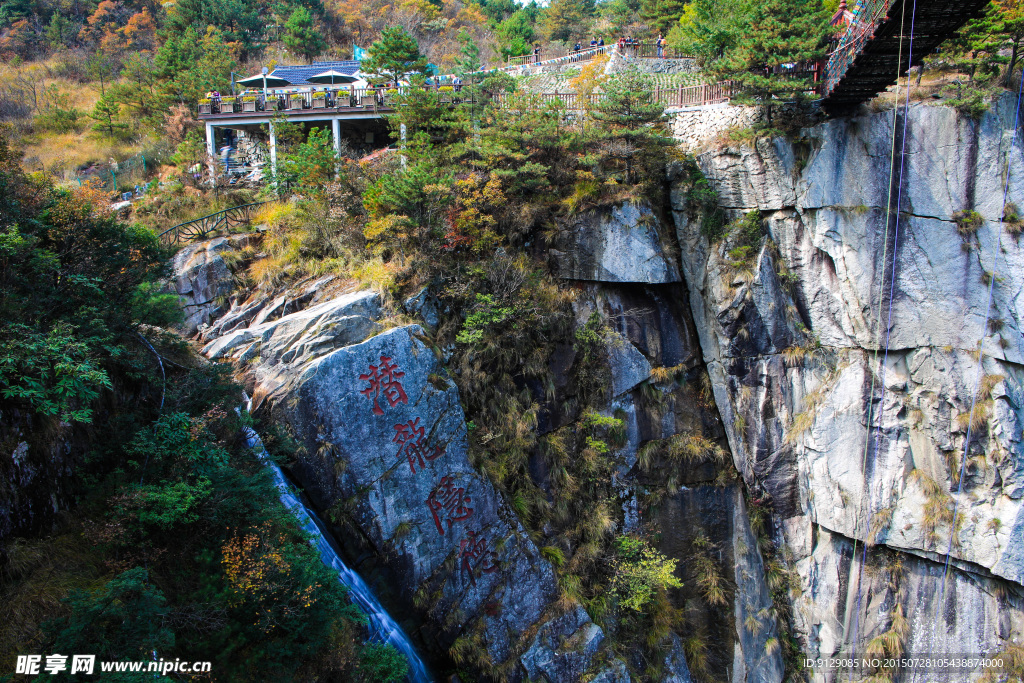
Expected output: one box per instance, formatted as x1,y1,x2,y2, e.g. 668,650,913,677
90,93,124,137
360,27,428,86
283,8,326,64
668,0,754,67
456,29,482,78
936,0,1024,86
496,11,536,59
714,0,830,124
639,0,687,37
541,0,596,43
590,69,672,183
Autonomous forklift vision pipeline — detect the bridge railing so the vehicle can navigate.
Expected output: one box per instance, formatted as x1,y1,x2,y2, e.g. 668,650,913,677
158,201,269,247
822,0,893,97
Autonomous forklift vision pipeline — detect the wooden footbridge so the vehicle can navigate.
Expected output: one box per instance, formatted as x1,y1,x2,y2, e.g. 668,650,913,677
822,0,991,111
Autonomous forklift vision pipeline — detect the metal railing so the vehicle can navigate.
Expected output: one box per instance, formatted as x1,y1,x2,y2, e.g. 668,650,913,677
158,201,269,246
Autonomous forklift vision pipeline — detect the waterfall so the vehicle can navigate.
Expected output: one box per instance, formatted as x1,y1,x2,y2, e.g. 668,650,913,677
240,418,433,682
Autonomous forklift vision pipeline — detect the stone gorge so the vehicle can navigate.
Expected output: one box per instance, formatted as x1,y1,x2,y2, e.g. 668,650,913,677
167,95,1024,682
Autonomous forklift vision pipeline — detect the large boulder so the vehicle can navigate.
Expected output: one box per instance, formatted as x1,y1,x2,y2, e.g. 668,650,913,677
551,203,681,284
194,282,617,679
170,237,239,335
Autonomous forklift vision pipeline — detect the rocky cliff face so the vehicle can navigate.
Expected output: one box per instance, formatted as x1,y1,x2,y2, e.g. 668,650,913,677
550,204,783,682
670,97,1024,669
191,277,626,681
171,97,1024,682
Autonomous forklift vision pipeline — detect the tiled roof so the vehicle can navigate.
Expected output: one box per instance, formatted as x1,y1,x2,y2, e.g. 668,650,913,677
268,61,361,86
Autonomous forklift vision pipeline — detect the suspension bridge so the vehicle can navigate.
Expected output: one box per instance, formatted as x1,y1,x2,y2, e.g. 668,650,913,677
821,0,992,111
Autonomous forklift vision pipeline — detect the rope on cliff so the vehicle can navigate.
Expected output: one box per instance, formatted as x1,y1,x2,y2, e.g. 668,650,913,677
844,0,914,673
936,64,1024,609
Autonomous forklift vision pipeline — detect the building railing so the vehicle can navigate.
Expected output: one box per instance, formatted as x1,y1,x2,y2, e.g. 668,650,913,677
158,201,269,246
198,87,498,116
198,80,744,119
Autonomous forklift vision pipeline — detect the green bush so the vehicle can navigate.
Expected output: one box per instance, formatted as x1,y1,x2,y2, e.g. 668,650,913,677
358,643,409,683
609,535,683,612
34,106,85,133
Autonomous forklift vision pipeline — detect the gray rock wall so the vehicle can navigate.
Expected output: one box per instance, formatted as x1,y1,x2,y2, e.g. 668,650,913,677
193,279,621,680
670,97,1024,672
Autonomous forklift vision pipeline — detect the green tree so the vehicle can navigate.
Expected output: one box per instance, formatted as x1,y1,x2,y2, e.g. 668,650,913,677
935,0,1024,86
90,92,125,137
590,69,671,183
609,535,683,612
45,13,77,50
639,0,687,37
47,568,175,665
284,126,337,192
155,25,237,103
456,28,482,83
361,26,428,86
495,11,536,58
164,0,268,56
111,53,164,128
283,7,326,63
598,0,641,36
541,0,596,43
667,0,754,66
713,0,830,124
358,643,410,683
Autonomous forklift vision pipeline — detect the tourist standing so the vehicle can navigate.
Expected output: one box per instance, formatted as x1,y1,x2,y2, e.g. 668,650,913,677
534,44,540,63
657,34,664,58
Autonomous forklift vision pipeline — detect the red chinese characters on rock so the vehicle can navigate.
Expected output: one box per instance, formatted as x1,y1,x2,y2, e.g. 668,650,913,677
359,355,408,416
458,530,499,586
393,417,445,474
426,475,473,536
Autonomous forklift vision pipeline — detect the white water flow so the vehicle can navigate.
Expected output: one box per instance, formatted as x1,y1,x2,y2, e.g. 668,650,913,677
240,414,433,683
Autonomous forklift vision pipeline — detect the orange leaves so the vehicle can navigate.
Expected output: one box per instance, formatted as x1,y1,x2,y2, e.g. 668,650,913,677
443,172,506,252
120,9,157,52
221,522,322,632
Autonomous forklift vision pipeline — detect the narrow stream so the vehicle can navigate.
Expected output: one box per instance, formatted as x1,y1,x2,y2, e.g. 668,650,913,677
240,415,433,682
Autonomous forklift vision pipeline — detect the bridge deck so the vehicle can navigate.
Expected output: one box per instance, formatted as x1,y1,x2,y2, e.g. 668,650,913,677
823,0,990,111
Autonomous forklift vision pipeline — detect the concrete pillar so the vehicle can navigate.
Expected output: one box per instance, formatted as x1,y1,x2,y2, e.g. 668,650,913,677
400,123,407,169
332,118,341,179
268,120,278,192
204,121,216,181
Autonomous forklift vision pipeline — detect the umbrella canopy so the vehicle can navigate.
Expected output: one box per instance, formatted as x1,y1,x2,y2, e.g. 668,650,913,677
307,69,359,84
236,73,291,87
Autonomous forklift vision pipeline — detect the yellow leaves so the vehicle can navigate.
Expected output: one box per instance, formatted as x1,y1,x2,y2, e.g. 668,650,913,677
363,214,413,252
221,522,321,633
398,0,442,22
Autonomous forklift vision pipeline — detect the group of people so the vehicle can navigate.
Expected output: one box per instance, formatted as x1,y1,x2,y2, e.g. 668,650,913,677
617,34,666,57
571,37,606,54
